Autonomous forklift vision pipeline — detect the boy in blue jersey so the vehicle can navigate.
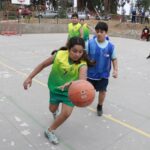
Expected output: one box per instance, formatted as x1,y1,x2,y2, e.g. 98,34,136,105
86,22,118,116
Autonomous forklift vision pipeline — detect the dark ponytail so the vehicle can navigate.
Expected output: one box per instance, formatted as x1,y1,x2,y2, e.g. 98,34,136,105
51,37,95,67
51,46,67,55
81,50,96,67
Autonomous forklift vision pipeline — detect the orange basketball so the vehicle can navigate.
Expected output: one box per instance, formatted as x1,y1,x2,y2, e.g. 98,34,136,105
68,80,95,107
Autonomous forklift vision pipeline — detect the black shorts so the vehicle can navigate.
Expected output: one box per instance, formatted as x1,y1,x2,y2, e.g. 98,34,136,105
87,78,109,92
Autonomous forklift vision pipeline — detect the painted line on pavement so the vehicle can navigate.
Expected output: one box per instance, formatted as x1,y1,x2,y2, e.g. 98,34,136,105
0,60,150,138
87,107,150,138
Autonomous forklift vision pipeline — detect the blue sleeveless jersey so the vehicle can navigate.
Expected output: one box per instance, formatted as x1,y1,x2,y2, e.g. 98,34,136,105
87,39,114,79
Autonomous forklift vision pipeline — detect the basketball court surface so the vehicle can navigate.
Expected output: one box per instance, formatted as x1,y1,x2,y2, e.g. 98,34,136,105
0,34,150,150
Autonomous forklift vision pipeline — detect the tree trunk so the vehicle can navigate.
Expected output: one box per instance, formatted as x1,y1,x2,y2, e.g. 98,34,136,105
104,0,109,13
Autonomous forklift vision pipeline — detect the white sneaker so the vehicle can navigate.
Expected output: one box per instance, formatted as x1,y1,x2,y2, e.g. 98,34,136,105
44,129,59,145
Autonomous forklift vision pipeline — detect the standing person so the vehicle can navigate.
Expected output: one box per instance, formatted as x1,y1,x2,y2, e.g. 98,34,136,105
86,22,118,116
80,19,95,43
23,37,94,144
131,8,136,23
67,13,83,42
144,10,149,24
140,10,145,24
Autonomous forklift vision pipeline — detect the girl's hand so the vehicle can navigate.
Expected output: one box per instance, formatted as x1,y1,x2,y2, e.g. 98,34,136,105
23,78,32,90
58,82,72,91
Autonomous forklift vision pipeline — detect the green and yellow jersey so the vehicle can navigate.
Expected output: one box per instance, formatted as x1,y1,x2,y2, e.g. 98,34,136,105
68,23,82,39
82,23,90,41
48,50,87,97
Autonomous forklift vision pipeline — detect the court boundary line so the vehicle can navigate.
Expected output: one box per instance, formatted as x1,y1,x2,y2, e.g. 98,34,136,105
0,60,150,138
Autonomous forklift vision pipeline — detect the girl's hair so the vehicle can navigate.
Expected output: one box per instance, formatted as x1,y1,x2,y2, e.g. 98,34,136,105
51,37,95,66
51,47,66,55
67,37,85,50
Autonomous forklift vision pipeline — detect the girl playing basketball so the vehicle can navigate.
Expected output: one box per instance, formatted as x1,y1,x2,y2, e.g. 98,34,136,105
23,37,94,144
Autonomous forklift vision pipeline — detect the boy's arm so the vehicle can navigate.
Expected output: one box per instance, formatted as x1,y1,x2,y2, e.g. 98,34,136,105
79,27,83,38
112,59,118,78
87,24,95,34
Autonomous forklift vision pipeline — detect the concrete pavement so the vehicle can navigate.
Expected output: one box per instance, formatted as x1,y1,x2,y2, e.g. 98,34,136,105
0,34,150,150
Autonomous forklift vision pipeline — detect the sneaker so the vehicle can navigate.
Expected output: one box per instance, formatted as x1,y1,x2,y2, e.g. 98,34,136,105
52,110,59,120
44,129,59,145
97,104,103,116
97,109,103,116
146,55,150,59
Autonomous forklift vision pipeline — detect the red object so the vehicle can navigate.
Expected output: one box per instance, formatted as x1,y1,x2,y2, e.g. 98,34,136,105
18,0,25,2
0,21,20,36
141,28,150,40
17,8,32,16
68,80,95,107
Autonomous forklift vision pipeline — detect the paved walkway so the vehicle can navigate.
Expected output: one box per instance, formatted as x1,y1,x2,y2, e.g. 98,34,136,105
0,34,150,150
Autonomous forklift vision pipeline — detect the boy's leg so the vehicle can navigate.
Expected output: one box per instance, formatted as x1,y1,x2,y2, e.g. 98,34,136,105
97,91,106,116
96,79,108,116
98,90,106,105
87,78,108,116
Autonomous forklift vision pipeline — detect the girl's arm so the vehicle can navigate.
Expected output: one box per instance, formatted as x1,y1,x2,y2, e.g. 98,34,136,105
79,65,87,80
23,55,55,90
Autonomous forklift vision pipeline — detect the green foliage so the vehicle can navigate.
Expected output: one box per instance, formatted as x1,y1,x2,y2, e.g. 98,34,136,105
58,6,67,18
110,0,118,14
92,0,104,13
141,0,150,10
90,0,118,14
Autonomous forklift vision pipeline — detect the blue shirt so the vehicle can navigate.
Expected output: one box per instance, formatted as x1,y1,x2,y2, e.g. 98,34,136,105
86,37,117,60
86,37,117,79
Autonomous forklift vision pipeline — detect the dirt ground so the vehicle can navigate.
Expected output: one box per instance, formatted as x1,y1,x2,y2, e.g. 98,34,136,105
0,13,149,40
88,20,146,40
27,17,148,40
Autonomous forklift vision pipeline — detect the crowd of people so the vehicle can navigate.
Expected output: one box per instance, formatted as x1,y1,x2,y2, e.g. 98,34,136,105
131,8,149,24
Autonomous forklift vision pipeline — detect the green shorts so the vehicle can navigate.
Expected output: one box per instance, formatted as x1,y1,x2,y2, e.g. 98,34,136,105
49,92,74,107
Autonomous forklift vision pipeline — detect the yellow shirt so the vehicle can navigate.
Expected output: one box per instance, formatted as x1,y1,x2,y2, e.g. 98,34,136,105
68,23,81,39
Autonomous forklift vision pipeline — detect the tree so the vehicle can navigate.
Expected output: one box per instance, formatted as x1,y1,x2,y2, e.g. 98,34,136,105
104,0,118,14
89,0,118,14
89,0,104,13
137,0,150,10
57,0,67,18
109,0,118,14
